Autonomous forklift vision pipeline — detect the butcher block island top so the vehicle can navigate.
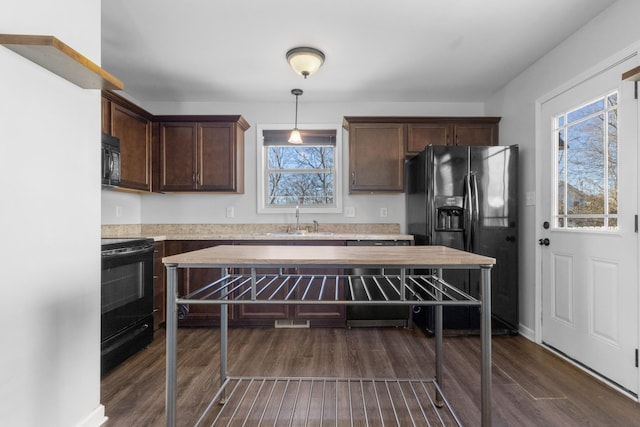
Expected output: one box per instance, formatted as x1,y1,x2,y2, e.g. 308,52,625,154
163,244,495,268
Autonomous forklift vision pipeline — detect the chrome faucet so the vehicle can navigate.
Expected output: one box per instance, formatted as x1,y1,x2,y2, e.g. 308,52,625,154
295,205,300,231
313,220,319,233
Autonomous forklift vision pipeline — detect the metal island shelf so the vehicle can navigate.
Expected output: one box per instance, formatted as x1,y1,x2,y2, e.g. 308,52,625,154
163,244,495,427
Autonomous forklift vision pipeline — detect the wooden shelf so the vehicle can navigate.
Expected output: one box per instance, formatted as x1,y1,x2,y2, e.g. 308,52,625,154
622,65,640,81
0,34,123,90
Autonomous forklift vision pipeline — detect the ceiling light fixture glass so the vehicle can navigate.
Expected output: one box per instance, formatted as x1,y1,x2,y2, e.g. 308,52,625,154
286,47,325,79
288,89,303,144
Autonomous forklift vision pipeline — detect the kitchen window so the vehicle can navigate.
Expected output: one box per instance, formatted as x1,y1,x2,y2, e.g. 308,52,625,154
257,124,342,214
553,91,618,230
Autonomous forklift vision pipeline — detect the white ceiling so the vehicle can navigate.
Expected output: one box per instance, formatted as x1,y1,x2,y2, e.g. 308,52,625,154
101,0,616,104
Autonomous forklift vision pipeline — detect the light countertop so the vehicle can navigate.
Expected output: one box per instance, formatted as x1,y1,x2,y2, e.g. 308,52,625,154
101,223,413,242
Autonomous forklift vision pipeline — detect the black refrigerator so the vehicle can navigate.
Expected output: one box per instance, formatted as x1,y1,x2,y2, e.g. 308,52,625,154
406,145,518,334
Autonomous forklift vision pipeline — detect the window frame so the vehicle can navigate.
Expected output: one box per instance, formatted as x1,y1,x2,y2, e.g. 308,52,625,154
552,90,619,231
256,123,343,214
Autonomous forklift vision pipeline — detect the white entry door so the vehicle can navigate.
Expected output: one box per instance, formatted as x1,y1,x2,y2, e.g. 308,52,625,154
539,55,639,395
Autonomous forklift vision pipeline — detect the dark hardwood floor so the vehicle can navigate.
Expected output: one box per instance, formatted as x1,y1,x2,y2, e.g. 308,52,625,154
101,327,640,426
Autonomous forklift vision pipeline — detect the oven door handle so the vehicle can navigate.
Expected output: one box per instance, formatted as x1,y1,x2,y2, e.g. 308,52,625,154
102,245,154,259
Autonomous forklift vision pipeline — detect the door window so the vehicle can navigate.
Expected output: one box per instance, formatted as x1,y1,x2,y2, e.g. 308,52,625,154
554,91,618,230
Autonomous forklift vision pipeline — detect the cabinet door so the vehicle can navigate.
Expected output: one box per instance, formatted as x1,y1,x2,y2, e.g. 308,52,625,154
198,122,238,191
349,123,405,193
111,103,152,191
159,123,197,191
152,241,165,330
292,241,346,327
101,97,111,134
406,123,451,155
169,240,233,327
453,123,498,146
233,241,290,325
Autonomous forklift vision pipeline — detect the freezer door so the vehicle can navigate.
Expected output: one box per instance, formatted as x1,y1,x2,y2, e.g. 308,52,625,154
430,145,469,250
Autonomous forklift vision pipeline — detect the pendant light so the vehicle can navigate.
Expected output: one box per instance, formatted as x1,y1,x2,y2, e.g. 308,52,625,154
286,47,325,79
289,88,303,144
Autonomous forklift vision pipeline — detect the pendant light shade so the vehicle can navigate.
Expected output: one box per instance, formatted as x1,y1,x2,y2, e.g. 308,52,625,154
288,89,303,144
288,128,303,144
286,47,325,79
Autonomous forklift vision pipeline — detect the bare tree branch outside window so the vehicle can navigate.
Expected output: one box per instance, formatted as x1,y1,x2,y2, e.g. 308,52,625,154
554,91,618,229
267,145,335,206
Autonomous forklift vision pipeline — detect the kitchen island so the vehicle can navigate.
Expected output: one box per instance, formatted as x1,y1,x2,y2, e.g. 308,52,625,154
163,244,495,426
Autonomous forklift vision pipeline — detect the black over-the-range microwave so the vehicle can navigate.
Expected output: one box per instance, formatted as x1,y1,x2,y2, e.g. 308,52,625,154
102,133,121,187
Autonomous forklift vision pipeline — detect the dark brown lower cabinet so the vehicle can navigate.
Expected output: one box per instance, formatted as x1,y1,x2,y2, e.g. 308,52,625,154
165,240,233,327
152,241,165,330
162,239,347,327
292,241,346,327
232,241,296,326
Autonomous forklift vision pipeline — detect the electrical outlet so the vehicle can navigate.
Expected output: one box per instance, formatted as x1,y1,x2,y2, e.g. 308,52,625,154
380,207,388,217
226,207,235,218
345,207,355,217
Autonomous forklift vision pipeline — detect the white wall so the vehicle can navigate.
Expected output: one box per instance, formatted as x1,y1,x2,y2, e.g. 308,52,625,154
0,1,105,426
485,0,640,337
102,100,486,231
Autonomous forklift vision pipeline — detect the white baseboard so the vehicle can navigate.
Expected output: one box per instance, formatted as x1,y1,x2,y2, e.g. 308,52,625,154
76,405,108,427
518,323,535,341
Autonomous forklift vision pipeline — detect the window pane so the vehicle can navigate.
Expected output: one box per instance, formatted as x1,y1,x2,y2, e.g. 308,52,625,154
608,110,618,215
566,115,605,215
268,172,334,206
557,128,566,217
558,115,565,128
268,146,334,170
567,99,604,123
568,217,604,228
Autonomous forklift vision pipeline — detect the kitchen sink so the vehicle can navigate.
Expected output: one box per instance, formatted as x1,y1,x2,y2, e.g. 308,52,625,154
252,231,335,237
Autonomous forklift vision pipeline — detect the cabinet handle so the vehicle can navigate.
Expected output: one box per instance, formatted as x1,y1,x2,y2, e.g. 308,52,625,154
192,172,196,183
351,172,355,186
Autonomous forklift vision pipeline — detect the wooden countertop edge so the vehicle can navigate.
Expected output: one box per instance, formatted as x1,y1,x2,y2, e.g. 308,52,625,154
162,244,495,267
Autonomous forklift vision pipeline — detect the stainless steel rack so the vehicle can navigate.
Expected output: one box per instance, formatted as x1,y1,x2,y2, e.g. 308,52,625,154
177,272,481,308
163,245,494,427
196,376,462,426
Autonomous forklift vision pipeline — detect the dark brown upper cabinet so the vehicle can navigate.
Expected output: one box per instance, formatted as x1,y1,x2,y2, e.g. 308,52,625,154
344,117,500,194
102,91,154,192
157,116,249,193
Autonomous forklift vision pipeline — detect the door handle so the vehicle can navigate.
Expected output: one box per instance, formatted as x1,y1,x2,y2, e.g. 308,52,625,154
463,174,472,251
538,238,550,246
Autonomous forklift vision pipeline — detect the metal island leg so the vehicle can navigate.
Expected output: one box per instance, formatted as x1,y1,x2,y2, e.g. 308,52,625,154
219,268,228,403
165,263,178,427
435,268,444,407
480,265,492,426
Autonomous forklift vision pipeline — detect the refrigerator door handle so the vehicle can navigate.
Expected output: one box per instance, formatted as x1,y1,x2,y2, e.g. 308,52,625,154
464,174,473,251
471,172,480,223
469,172,480,252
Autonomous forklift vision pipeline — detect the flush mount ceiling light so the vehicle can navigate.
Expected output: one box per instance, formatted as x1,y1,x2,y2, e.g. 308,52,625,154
289,88,303,144
286,47,325,79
